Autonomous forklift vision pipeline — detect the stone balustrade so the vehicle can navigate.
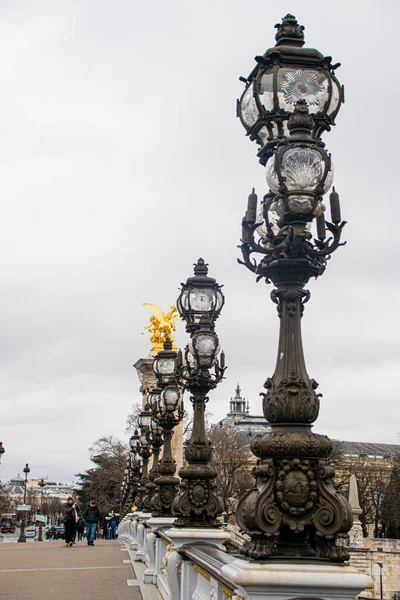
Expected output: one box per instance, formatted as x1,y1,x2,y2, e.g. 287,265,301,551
118,512,373,600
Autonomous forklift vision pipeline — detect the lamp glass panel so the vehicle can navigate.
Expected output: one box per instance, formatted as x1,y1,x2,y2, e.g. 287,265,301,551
179,289,189,311
215,289,224,311
282,147,325,192
265,158,280,194
141,414,151,428
257,200,283,237
189,288,214,314
255,203,268,239
156,357,175,375
258,126,270,145
241,85,259,127
259,71,274,111
322,163,334,194
185,350,196,371
328,79,341,117
163,387,180,410
277,68,329,114
194,333,217,356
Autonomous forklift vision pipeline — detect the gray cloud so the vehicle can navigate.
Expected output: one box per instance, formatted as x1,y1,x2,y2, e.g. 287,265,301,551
1,0,399,483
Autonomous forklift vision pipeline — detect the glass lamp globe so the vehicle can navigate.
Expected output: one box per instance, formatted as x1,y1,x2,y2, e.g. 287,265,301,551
184,349,197,375
266,147,333,215
148,389,161,413
140,412,151,430
153,339,177,383
161,386,180,412
190,332,219,368
237,14,343,164
177,258,224,333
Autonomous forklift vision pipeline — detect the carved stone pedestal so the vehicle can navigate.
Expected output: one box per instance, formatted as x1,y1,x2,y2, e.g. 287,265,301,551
144,517,175,584
163,527,230,600
220,559,373,600
135,512,152,562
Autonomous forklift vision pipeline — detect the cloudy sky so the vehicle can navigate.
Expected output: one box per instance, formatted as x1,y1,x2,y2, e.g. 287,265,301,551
1,0,399,484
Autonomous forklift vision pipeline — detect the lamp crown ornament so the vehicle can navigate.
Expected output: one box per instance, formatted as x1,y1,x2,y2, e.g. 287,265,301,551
193,257,209,275
274,14,305,46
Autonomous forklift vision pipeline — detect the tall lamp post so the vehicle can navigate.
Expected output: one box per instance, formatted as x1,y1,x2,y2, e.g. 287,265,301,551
146,345,183,516
18,463,30,543
127,430,142,510
143,415,164,511
135,408,152,512
236,15,352,562
37,478,46,542
172,259,226,527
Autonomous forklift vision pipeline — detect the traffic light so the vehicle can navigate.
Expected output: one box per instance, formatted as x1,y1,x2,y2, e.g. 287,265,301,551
36,506,41,513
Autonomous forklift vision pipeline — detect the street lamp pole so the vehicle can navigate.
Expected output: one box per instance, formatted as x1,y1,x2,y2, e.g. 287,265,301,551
18,463,30,543
37,479,46,542
235,15,352,562
377,562,384,600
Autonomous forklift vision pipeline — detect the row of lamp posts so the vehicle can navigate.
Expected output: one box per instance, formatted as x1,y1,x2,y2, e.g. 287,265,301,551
121,13,354,563
121,258,226,529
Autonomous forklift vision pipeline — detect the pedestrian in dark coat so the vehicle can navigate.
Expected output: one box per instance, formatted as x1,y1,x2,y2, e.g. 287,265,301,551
76,516,85,541
62,496,77,547
109,514,118,539
83,500,100,546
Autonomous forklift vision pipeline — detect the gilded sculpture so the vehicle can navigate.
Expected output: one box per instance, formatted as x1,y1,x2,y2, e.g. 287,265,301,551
142,304,181,353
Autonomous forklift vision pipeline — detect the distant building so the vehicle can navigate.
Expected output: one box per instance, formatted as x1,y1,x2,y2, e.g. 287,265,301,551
6,474,25,496
217,384,270,440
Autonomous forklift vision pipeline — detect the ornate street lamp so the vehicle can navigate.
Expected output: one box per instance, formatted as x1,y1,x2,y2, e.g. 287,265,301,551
177,258,224,334
173,262,226,528
0,442,5,464
135,428,152,512
144,418,164,510
17,463,30,543
148,340,184,516
237,13,344,165
151,384,184,516
126,433,142,510
236,17,352,563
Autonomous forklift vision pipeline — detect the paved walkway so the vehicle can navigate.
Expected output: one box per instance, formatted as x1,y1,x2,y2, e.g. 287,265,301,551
0,539,142,600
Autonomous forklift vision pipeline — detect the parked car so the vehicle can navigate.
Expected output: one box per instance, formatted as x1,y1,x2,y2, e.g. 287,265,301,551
46,526,64,540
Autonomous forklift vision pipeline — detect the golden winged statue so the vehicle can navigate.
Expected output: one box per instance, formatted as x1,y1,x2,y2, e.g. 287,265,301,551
142,304,182,354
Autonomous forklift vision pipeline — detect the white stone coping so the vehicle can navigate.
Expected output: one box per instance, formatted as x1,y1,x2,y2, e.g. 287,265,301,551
221,559,374,593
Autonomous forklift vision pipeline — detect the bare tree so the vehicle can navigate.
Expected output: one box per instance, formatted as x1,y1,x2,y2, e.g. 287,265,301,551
125,403,142,434
76,436,128,519
208,423,253,522
381,453,400,538
330,442,391,537
0,484,12,513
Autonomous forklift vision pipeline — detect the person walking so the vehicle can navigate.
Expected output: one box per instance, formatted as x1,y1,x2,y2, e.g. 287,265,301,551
62,496,78,547
76,516,85,541
109,514,118,540
83,499,100,546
